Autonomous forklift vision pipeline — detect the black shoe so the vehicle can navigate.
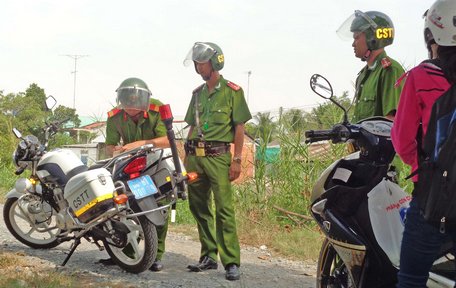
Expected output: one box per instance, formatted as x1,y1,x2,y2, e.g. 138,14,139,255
98,258,116,266
225,264,240,281
150,260,163,272
187,256,218,272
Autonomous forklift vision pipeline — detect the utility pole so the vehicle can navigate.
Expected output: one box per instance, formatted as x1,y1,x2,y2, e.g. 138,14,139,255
246,70,252,105
62,54,88,109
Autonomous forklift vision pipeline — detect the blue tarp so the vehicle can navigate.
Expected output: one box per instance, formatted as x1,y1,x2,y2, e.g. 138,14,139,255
256,146,280,163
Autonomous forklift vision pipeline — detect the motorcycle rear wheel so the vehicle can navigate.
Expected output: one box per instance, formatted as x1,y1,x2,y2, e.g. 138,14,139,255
103,213,157,274
317,238,354,288
3,197,61,249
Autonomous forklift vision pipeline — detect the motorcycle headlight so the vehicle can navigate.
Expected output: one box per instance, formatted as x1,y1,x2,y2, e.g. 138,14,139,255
15,178,33,193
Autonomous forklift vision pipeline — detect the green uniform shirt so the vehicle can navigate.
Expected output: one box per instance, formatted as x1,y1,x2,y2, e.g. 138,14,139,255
105,98,167,145
352,51,404,123
184,76,252,142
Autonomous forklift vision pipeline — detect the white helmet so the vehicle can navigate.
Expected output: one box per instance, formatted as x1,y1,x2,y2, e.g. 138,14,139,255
426,0,456,46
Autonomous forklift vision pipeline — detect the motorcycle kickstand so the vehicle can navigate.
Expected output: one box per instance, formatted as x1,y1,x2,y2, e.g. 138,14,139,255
92,239,105,251
61,238,81,266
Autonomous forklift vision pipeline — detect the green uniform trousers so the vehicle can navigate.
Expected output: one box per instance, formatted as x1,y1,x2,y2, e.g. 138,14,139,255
186,152,241,267
156,219,168,261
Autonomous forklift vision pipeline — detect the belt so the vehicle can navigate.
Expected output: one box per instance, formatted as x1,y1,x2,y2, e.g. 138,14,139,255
185,141,231,157
186,140,230,148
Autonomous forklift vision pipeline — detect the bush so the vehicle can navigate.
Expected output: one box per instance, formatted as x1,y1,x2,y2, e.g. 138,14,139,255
0,163,20,200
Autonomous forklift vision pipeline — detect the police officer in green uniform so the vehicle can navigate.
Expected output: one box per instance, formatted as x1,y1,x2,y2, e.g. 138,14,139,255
103,77,169,271
183,42,252,281
337,10,404,122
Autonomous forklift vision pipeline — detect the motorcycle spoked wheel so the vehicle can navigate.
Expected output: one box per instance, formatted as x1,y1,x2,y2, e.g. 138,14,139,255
317,238,355,288
3,197,61,249
103,213,157,274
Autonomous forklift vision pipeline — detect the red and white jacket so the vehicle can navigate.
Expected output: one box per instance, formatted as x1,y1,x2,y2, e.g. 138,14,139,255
391,60,450,182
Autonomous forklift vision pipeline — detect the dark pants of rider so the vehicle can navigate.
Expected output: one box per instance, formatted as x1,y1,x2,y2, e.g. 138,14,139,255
397,196,456,288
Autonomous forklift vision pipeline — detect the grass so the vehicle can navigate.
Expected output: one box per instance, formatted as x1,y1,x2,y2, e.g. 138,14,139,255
0,251,137,288
0,251,73,288
236,207,323,260
0,163,17,203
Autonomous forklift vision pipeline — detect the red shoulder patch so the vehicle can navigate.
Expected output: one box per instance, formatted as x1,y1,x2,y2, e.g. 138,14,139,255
395,72,409,88
381,57,392,69
149,104,160,112
107,108,121,118
227,81,241,91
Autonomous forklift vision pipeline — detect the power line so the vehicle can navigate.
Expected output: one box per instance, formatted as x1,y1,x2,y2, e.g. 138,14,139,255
251,104,320,116
62,54,89,109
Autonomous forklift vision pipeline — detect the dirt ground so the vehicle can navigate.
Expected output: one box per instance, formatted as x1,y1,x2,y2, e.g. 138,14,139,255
0,204,317,288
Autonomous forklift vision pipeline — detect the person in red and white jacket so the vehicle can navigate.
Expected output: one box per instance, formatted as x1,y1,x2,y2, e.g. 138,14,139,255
391,60,450,182
391,1,456,287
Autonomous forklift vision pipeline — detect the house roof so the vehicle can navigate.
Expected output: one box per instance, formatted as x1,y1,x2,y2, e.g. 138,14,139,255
81,121,105,130
79,115,106,127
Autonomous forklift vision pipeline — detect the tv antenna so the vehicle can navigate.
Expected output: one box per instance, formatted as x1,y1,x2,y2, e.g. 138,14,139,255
246,70,252,105
62,54,89,109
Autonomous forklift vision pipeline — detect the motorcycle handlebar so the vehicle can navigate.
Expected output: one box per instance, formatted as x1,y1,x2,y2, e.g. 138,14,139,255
15,165,27,175
305,129,338,143
305,124,352,144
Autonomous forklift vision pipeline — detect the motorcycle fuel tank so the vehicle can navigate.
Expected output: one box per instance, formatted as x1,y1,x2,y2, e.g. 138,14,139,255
37,149,88,186
64,168,115,223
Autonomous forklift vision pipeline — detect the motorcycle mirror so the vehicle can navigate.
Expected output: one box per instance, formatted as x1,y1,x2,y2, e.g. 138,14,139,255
12,128,22,139
45,96,57,111
310,74,349,125
310,74,333,99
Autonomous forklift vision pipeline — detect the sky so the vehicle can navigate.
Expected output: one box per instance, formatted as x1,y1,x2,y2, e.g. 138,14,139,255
0,0,436,122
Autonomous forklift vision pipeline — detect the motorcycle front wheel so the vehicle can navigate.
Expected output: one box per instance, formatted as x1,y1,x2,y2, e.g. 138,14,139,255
317,238,354,288
103,213,157,274
3,197,61,249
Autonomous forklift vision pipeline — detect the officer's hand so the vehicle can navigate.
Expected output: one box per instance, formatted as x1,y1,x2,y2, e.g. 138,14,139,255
113,145,125,156
122,140,147,152
229,162,241,181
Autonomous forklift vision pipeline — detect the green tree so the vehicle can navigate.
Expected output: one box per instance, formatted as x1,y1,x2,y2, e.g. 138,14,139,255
249,112,277,145
51,105,81,128
304,91,352,130
280,108,307,135
0,84,51,164
0,83,81,164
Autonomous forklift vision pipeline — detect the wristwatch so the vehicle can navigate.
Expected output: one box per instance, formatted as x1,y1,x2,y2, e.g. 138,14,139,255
233,156,242,163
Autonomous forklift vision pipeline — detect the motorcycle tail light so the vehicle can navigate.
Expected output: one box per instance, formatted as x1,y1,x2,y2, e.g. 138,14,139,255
123,156,147,179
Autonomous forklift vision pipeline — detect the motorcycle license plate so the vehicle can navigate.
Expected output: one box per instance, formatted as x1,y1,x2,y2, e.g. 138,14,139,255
127,175,158,200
